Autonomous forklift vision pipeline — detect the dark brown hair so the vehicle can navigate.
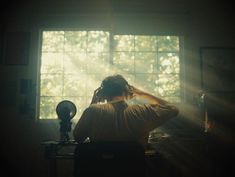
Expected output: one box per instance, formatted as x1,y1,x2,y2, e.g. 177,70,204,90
99,74,131,99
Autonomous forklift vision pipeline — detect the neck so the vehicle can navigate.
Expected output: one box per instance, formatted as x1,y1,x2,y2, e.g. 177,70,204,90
108,96,125,102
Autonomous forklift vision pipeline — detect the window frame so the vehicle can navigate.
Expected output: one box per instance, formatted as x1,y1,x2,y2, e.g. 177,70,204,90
37,28,184,120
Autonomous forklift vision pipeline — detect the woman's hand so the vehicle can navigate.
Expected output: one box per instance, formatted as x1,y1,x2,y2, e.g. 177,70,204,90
90,87,104,104
129,85,145,97
128,85,169,105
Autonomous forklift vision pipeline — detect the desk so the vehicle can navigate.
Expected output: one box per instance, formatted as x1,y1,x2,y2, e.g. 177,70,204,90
42,140,78,159
42,140,77,177
41,140,158,177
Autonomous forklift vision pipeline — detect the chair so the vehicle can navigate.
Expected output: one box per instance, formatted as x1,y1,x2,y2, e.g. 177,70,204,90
74,141,146,177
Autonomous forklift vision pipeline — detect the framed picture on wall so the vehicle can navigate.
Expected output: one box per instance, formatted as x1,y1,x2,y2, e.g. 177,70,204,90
4,31,30,65
200,47,235,92
0,27,4,65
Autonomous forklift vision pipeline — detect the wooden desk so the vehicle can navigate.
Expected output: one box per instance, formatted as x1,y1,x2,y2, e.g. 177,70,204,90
42,140,158,177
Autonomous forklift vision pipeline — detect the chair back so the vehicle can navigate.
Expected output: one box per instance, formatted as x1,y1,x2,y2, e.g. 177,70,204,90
74,141,146,177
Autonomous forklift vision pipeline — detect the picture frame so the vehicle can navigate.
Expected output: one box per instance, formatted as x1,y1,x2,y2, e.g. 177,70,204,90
4,31,30,65
0,27,4,65
200,47,235,93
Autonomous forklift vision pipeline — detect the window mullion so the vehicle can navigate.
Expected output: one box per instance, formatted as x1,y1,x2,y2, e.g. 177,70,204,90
109,31,114,65
156,36,159,95
62,31,66,99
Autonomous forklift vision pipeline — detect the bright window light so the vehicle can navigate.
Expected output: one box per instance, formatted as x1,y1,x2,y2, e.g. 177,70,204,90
39,30,181,119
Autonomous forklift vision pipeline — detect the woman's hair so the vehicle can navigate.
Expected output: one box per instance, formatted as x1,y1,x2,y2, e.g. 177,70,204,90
98,74,131,99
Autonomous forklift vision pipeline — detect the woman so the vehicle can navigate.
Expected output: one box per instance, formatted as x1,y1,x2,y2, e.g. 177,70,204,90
73,74,179,149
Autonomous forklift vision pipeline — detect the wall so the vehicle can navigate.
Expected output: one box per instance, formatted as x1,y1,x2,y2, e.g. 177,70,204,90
1,0,235,177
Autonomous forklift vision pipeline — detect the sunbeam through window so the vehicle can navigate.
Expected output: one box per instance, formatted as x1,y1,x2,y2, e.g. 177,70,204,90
39,30,181,119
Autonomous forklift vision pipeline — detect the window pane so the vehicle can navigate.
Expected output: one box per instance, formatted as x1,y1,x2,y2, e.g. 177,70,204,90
86,52,110,74
40,96,62,119
87,31,109,52
157,74,180,97
135,36,157,51
63,74,86,96
135,52,155,73
40,74,63,96
158,36,179,51
40,53,63,74
63,52,87,74
158,53,180,74
114,35,135,51
42,31,64,52
135,74,158,94
113,52,134,73
64,31,87,52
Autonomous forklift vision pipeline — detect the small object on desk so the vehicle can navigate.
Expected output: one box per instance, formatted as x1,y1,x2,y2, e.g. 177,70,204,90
56,100,77,141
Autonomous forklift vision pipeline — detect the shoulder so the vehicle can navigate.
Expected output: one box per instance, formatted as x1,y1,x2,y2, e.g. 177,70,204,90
81,105,98,116
125,103,169,117
127,104,156,110
125,104,155,114
87,103,114,112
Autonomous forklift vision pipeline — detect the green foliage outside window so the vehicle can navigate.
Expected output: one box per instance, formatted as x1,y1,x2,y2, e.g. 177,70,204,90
40,31,181,119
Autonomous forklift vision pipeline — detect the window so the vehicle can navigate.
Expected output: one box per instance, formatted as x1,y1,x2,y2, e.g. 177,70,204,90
39,30,181,119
